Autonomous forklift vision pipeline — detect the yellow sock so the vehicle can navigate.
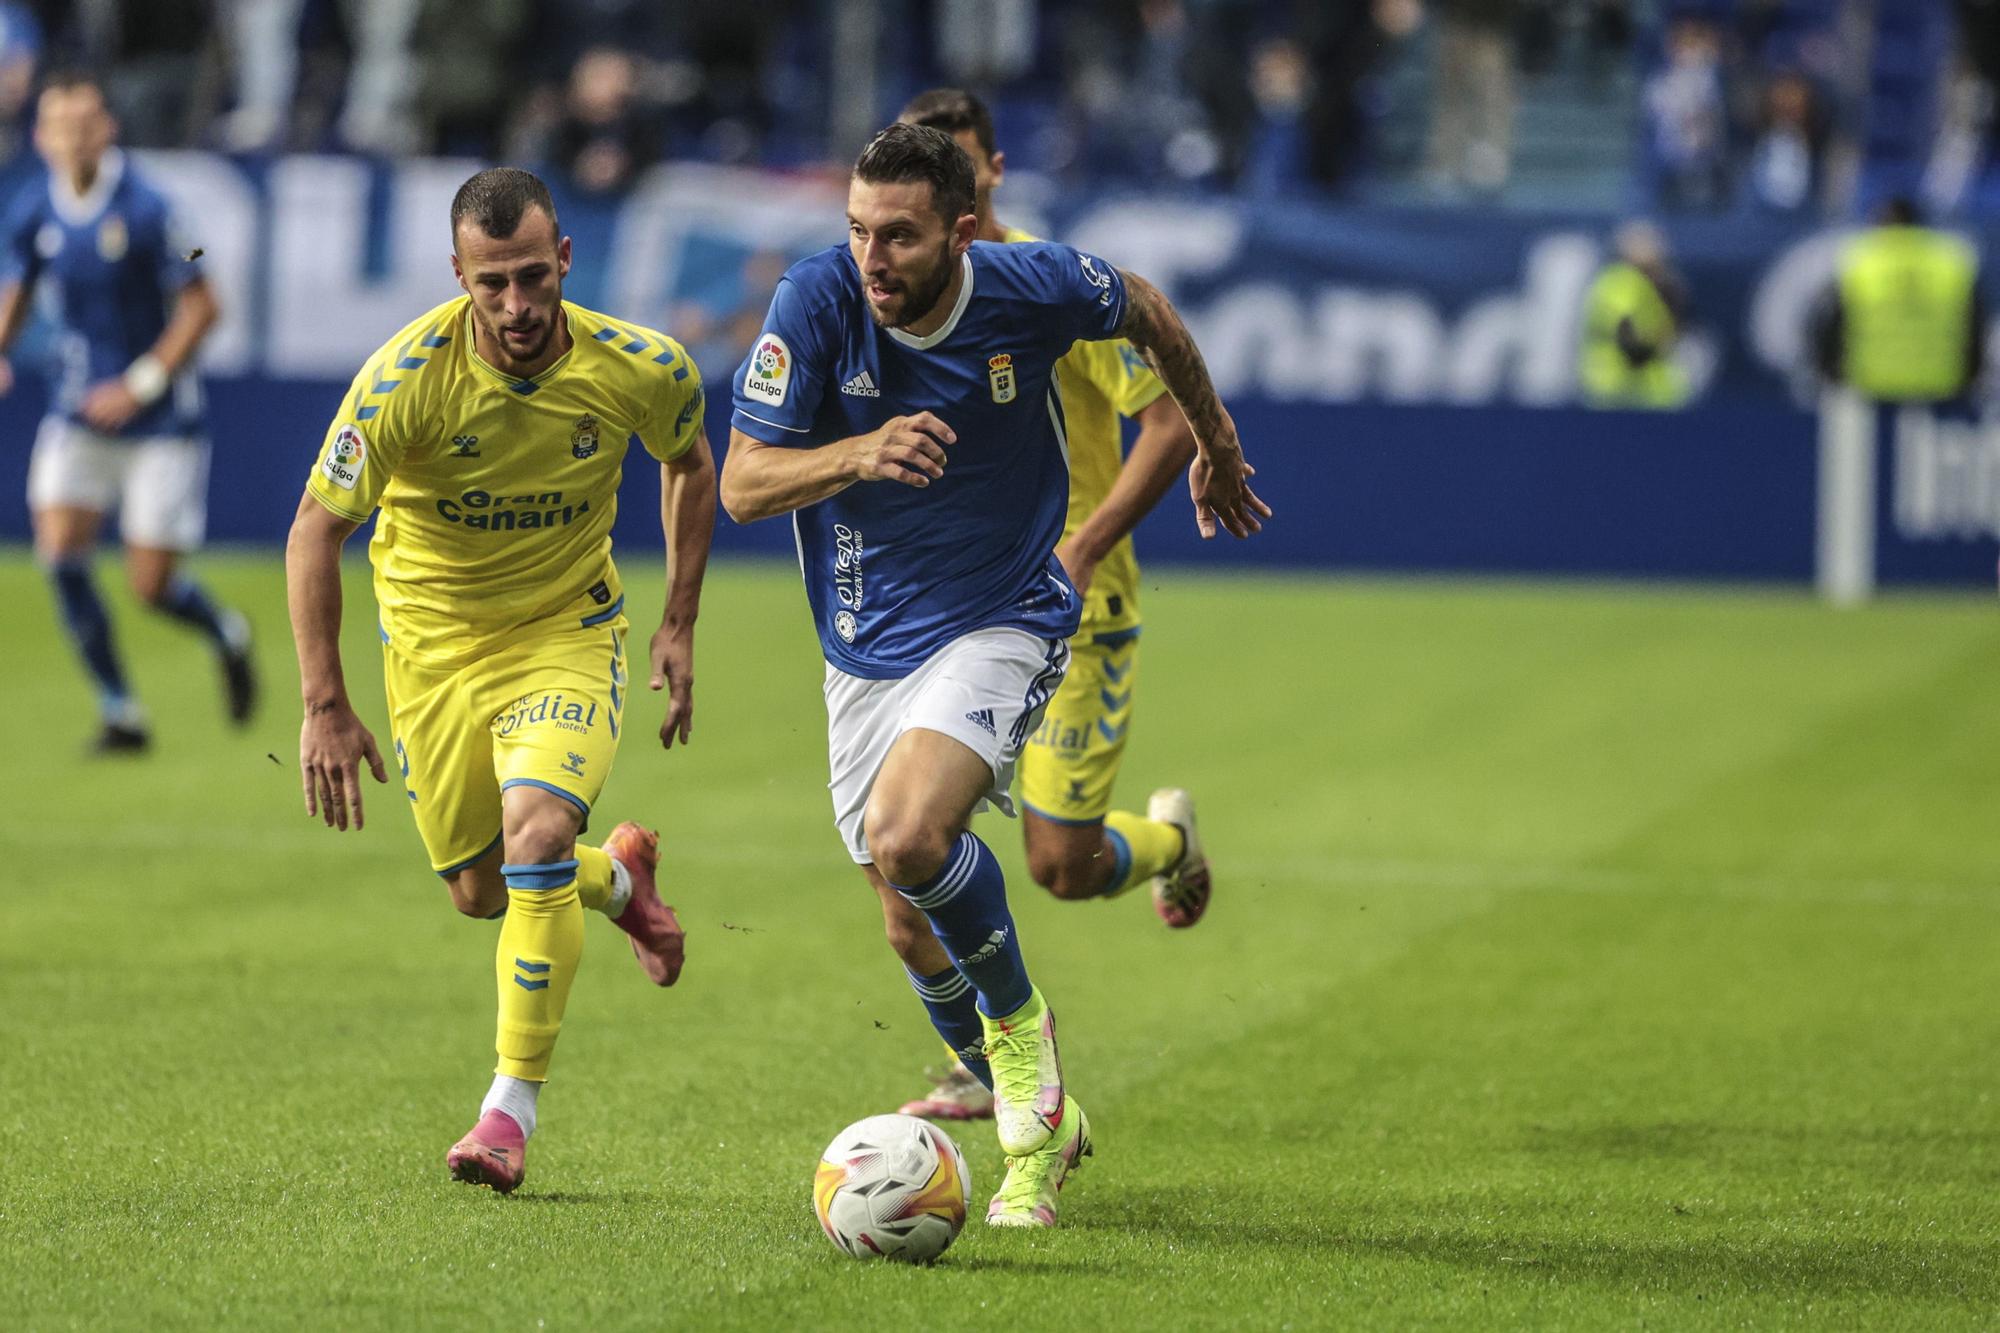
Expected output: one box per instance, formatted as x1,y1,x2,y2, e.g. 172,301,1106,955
1102,810,1184,898
574,843,614,913
494,868,585,1081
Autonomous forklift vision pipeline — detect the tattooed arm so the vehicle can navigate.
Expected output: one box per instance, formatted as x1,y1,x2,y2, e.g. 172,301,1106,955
1115,270,1271,539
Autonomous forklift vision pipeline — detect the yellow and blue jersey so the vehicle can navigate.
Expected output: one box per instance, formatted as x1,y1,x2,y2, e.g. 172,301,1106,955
307,296,705,669
1003,228,1166,635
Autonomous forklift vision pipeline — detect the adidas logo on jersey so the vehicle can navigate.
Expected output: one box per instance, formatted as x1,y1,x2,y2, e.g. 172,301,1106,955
965,708,996,736
840,370,881,397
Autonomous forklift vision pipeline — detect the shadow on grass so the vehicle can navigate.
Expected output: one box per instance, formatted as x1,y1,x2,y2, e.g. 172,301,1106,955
1088,1187,2000,1304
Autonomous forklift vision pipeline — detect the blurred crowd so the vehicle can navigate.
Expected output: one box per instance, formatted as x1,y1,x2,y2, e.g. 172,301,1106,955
0,0,1995,217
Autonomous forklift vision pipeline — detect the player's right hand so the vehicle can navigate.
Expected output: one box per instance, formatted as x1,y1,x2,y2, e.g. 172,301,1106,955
852,413,954,487
300,699,389,832
0,357,13,397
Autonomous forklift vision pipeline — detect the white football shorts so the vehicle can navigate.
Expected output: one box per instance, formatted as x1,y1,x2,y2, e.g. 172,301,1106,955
824,625,1071,865
26,416,209,550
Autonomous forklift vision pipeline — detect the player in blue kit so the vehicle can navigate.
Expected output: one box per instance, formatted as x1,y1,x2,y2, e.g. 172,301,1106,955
721,124,1267,1228
0,71,253,753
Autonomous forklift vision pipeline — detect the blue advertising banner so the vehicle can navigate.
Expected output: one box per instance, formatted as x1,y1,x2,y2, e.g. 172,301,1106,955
0,153,1991,585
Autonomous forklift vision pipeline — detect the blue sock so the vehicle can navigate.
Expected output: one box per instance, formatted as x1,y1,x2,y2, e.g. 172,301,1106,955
155,575,232,649
904,965,994,1089
890,832,1032,1019
48,557,133,719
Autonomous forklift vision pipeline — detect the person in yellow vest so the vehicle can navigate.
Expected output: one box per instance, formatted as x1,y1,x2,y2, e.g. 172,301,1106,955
1579,220,1691,408
1813,196,1985,402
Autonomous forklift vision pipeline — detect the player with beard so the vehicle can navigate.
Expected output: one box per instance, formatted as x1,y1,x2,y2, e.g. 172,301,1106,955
894,88,1215,1126
285,167,714,1193
722,124,1268,1227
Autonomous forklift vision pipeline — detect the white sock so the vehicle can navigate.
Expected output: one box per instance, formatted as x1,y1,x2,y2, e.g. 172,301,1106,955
606,857,634,917
480,1074,541,1140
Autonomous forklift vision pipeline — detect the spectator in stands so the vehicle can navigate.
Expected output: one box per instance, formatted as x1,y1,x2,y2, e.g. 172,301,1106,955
1298,0,1420,192
1642,15,1728,210
548,47,658,196
70,0,218,149
411,0,532,157
1744,69,1826,214
1424,0,1518,195
0,1,40,170
1579,220,1692,409
1812,196,1987,403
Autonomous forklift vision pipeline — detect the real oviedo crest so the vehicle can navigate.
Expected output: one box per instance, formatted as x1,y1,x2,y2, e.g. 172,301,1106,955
987,353,1016,405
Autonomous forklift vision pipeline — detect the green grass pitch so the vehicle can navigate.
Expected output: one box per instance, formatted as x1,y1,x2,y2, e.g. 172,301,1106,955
2,550,1997,1329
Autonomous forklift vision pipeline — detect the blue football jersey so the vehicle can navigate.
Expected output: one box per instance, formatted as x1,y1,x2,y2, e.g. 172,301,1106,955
1,149,204,438
731,240,1129,678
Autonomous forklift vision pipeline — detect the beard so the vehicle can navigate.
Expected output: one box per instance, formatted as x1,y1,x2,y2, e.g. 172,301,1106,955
486,310,555,366
868,244,956,330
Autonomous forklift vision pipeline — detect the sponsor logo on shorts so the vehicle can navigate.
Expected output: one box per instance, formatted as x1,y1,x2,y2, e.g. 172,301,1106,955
435,489,590,531
322,424,366,490
965,708,997,737
743,332,791,405
496,691,600,738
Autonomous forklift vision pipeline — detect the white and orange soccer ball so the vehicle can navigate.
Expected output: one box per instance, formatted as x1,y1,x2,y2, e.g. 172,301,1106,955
812,1113,969,1263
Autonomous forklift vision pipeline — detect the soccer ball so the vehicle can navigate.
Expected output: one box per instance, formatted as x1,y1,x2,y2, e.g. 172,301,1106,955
813,1113,970,1263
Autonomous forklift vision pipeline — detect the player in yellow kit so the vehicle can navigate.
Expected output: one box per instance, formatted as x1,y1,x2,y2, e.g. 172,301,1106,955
896,91,1214,1122
284,168,716,1192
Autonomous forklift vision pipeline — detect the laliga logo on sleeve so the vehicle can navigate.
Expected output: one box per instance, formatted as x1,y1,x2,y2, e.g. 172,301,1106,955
323,424,366,490
744,333,791,406
988,353,1016,404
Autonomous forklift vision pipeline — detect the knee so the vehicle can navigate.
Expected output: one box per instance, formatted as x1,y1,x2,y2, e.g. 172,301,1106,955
130,570,172,608
502,807,579,872
445,868,507,918
865,809,952,889
1030,847,1101,901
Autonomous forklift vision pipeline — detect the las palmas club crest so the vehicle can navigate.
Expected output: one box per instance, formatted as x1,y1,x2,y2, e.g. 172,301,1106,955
571,413,599,459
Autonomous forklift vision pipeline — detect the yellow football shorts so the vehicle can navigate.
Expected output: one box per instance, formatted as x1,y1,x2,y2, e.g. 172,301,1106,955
1017,626,1140,825
382,614,629,874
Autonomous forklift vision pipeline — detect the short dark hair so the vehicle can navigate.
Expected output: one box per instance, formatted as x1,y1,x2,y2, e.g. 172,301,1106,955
852,123,976,226
899,87,996,159
1880,194,1922,227
39,68,106,100
450,167,559,245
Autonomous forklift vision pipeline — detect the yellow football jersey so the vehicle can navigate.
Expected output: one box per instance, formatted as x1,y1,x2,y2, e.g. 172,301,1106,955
1004,228,1167,633
307,297,705,669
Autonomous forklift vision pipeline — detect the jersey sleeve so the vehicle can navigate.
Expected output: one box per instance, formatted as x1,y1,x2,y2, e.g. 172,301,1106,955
1073,337,1168,419
1,194,41,287
730,275,830,444
147,197,203,295
1019,241,1128,345
305,344,418,521
637,342,705,463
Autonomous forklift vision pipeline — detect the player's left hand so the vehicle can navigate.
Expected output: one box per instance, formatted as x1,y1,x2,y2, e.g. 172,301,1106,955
1190,412,1272,540
80,379,142,432
649,623,695,749
1054,537,1098,595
